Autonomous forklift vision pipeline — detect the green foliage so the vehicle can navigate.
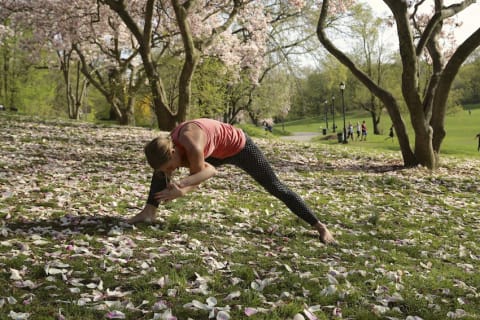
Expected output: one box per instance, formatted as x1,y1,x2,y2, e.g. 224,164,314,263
190,58,230,119
20,68,59,117
134,96,156,128
250,69,294,120
454,51,480,104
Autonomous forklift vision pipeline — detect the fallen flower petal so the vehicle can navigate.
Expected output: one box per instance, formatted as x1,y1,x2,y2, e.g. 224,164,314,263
244,307,258,317
8,311,30,320
105,310,126,319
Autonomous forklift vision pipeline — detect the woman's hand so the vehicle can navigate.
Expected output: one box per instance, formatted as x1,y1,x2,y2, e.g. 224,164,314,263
154,183,186,202
178,162,217,188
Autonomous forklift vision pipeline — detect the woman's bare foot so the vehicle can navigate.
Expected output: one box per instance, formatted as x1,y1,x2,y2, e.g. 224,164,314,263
128,204,157,224
313,222,336,245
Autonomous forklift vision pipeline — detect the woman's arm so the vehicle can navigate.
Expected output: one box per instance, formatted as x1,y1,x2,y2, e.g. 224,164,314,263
177,162,217,188
153,163,217,202
154,122,216,202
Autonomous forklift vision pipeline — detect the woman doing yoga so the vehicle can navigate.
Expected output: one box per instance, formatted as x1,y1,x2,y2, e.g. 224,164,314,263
128,118,335,244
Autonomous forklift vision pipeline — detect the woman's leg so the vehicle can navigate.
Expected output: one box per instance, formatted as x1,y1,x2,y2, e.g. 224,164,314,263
146,171,169,207
225,136,320,226
128,171,169,223
223,137,335,243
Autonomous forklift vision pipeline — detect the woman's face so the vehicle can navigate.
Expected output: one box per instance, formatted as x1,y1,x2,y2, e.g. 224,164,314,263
158,149,182,177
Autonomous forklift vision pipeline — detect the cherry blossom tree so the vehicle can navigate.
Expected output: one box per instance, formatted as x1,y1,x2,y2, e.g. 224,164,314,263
0,1,140,123
57,49,89,120
71,7,148,125
97,0,270,130
221,0,322,124
317,0,480,169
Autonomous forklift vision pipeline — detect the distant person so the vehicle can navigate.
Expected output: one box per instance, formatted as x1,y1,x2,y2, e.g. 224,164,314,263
128,118,335,244
356,122,361,139
0,104,4,111
262,121,273,133
476,133,480,152
347,122,354,141
385,125,394,141
361,121,367,141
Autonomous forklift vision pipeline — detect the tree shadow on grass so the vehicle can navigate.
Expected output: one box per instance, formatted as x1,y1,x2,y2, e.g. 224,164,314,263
2,215,134,238
2,213,329,249
2,213,227,239
341,164,407,173
270,158,406,174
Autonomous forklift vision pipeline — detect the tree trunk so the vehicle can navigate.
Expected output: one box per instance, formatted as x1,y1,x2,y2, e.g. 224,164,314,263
317,0,416,166
2,47,9,105
172,0,200,126
319,0,480,169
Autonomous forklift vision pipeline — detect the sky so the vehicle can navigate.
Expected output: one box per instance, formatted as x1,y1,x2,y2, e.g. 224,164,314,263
364,0,480,42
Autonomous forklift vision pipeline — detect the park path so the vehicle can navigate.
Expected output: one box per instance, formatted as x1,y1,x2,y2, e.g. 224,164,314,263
280,132,320,142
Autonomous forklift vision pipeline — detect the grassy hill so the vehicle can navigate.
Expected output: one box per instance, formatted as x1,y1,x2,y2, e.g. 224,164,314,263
276,107,480,157
1,114,480,319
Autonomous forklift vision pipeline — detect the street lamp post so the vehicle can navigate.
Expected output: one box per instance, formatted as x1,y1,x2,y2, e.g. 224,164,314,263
340,82,347,144
324,100,328,130
331,95,336,133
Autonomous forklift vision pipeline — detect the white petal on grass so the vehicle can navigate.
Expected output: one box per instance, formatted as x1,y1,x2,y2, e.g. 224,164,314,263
10,269,22,281
206,297,217,307
293,314,305,320
152,309,177,320
77,298,91,306
321,285,337,296
150,276,170,288
105,310,126,319
7,297,17,304
184,300,209,311
13,280,37,289
244,307,258,316
8,311,30,320
332,307,342,317
32,239,49,245
372,304,390,314
152,300,169,311
46,267,66,275
303,308,318,320
224,291,241,301
447,309,468,318
69,288,81,294
307,305,322,312
106,288,132,298
326,273,339,285
216,311,230,320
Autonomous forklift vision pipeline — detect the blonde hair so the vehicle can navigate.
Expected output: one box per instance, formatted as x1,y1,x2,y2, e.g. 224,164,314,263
144,133,173,171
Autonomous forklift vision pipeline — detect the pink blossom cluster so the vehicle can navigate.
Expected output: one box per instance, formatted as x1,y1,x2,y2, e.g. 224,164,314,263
205,2,270,83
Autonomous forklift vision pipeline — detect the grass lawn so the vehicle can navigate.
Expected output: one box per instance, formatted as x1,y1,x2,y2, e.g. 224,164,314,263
278,107,480,158
1,114,480,319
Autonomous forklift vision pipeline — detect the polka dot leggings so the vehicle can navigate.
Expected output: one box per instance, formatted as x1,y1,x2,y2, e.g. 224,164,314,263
146,135,320,226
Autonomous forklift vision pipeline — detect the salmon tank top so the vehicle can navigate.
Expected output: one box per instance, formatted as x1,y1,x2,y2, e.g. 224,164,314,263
171,118,246,159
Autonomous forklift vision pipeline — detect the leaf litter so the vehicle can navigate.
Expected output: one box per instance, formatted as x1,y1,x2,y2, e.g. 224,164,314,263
1,115,480,319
